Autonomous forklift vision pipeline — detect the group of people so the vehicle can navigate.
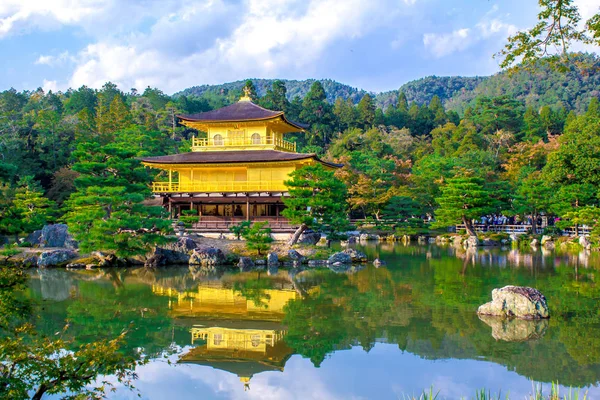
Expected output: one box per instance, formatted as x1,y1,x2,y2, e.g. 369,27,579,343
474,214,549,227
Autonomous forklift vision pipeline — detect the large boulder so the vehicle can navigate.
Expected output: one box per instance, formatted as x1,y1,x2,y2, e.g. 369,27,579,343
297,230,321,245
145,247,190,268
24,230,42,246
189,246,225,267
343,248,367,263
163,237,198,253
288,249,306,264
37,249,77,268
477,286,549,319
238,257,255,272
267,252,279,267
40,224,77,249
359,233,379,241
540,235,553,245
478,314,548,342
91,251,119,267
327,252,352,265
530,238,540,249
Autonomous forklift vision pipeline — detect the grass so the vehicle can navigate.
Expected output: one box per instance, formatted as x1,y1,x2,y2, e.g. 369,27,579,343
398,382,588,400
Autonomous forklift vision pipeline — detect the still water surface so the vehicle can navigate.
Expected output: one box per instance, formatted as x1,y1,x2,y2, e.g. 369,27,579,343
28,244,600,399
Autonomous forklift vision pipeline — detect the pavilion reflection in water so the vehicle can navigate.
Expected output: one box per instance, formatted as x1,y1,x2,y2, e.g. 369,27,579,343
152,280,297,388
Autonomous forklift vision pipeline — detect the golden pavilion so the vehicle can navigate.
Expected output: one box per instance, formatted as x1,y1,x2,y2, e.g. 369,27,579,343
141,88,340,232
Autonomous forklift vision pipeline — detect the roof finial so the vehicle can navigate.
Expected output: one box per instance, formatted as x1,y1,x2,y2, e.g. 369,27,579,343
239,86,252,102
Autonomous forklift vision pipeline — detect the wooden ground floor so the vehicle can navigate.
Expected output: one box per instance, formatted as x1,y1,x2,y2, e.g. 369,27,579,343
156,192,297,232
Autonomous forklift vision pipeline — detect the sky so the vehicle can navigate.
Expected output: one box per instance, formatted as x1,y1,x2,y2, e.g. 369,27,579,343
0,0,598,95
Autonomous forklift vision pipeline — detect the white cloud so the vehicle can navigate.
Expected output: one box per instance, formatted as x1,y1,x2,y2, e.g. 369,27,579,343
35,51,73,66
423,28,471,58
63,0,403,93
423,7,517,58
0,0,110,38
41,79,59,92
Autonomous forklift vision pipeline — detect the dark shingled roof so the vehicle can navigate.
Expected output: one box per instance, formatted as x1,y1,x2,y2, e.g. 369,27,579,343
141,150,342,168
178,101,308,130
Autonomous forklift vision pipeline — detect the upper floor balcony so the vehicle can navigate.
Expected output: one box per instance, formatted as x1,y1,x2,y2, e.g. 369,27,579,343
191,136,296,153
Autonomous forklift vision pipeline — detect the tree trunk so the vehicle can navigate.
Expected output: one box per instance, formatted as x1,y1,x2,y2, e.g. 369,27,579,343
462,215,477,237
288,223,307,246
32,383,48,400
531,213,538,235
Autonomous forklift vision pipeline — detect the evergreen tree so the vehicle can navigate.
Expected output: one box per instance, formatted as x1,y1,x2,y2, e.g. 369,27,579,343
433,172,495,237
282,163,348,245
261,80,289,112
64,130,172,257
299,81,335,146
357,94,376,128
242,222,274,255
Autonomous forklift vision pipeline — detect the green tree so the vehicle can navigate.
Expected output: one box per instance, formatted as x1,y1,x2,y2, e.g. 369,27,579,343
299,81,335,146
433,172,495,236
12,178,55,234
357,94,376,128
261,80,289,112
282,163,349,245
63,131,172,257
229,220,252,240
513,171,553,234
242,221,274,255
497,0,600,70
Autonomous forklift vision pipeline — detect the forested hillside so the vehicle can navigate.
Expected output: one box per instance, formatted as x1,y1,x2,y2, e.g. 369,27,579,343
175,54,600,116
177,78,368,105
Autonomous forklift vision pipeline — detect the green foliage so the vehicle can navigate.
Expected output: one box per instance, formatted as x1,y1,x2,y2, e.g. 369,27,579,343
282,163,349,242
229,220,252,240
179,209,199,228
0,266,143,399
241,221,274,255
63,129,172,257
433,173,496,234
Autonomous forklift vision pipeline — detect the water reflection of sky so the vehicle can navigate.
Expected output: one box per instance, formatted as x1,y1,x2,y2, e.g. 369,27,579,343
105,344,600,400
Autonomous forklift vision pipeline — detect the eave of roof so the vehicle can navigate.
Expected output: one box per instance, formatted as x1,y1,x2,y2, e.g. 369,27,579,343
140,150,342,168
177,101,308,131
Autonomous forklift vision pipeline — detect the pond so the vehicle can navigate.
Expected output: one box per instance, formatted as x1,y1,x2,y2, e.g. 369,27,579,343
26,244,600,399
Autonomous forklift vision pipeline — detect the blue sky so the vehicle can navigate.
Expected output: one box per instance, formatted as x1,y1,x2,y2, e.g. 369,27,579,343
0,0,597,94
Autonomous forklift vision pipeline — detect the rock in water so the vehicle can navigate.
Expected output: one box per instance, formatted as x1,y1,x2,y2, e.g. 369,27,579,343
478,285,549,319
530,238,539,248
478,314,548,342
287,249,306,264
267,252,279,266
373,258,386,267
238,257,255,272
37,250,77,267
189,246,225,267
343,248,367,263
327,252,352,265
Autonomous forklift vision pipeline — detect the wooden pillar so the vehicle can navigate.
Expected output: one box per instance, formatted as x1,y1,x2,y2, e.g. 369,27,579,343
168,169,172,190
168,197,172,217
246,196,250,221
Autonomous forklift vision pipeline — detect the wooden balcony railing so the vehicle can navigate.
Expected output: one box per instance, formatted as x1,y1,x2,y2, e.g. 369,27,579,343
191,136,296,152
152,181,288,193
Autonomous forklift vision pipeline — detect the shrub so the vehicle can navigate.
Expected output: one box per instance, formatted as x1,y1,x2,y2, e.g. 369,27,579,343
179,209,199,228
229,220,252,240
242,222,274,255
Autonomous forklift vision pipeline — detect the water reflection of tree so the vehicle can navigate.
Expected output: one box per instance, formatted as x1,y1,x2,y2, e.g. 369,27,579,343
283,257,600,387
233,273,273,308
0,267,144,399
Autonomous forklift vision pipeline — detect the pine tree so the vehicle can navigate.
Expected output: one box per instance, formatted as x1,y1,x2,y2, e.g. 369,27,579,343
12,178,56,234
64,131,172,258
433,172,495,237
261,80,289,112
299,81,335,146
282,163,349,245
242,221,274,255
357,94,376,128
